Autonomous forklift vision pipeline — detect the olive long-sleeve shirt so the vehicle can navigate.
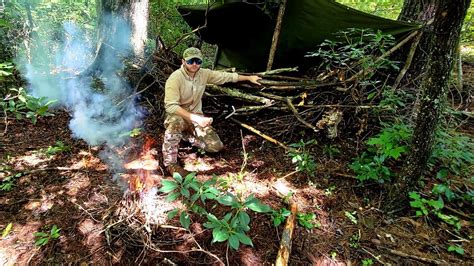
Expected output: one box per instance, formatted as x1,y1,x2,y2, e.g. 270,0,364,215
164,65,238,115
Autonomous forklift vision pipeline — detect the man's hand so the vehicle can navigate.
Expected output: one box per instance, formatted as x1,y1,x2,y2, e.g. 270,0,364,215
238,74,262,85
247,75,262,85
190,114,213,127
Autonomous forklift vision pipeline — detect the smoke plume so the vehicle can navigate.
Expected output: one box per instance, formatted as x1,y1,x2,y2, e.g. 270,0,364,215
20,15,144,148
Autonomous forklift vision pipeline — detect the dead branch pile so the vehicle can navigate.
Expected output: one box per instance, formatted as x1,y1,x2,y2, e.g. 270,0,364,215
124,31,423,146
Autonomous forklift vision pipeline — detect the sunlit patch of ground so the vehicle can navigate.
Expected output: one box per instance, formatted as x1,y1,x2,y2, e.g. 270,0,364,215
77,218,107,264
64,173,91,198
2,111,471,264
71,150,107,170
0,221,42,265
11,152,54,169
182,152,229,172
461,44,474,63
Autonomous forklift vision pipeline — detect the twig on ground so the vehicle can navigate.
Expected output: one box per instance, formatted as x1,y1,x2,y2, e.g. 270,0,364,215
361,247,388,265
229,117,292,151
386,248,445,264
444,205,471,220
280,170,299,179
73,201,102,223
286,98,319,132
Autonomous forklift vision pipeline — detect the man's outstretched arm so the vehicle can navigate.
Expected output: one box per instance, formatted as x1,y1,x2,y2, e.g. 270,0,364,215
237,74,262,85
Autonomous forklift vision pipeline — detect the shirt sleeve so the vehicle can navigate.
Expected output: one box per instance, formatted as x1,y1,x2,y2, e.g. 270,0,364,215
205,69,239,85
164,73,181,114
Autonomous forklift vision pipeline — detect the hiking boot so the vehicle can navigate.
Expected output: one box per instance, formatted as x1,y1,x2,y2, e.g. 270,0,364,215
166,163,190,177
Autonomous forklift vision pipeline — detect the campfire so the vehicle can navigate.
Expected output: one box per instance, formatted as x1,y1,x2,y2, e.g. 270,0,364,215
122,136,161,193
112,135,177,227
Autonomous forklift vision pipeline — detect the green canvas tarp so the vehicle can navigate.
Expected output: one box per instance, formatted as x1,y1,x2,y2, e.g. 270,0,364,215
178,0,421,72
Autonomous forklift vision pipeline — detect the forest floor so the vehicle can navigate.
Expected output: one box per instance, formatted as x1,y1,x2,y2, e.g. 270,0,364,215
0,63,473,265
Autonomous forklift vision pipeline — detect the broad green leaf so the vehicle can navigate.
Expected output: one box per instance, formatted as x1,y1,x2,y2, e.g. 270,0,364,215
239,211,250,227
34,232,48,237
191,193,200,202
189,181,200,191
408,192,420,200
203,221,218,229
217,193,239,207
184,172,196,184
181,188,190,198
410,201,423,208
51,225,60,238
432,184,447,194
436,169,449,179
167,209,179,220
173,172,183,183
35,237,49,246
212,228,229,243
448,245,464,255
273,217,283,227
179,212,190,229
236,232,253,246
18,95,26,103
159,180,178,193
229,234,240,250
246,199,271,213
206,213,220,223
428,198,444,210
281,209,291,216
223,212,233,222
166,192,180,202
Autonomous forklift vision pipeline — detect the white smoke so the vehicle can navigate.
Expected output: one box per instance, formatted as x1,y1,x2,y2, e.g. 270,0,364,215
20,15,144,147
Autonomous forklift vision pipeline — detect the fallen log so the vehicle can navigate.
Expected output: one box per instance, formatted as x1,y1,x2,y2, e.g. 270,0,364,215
275,201,298,266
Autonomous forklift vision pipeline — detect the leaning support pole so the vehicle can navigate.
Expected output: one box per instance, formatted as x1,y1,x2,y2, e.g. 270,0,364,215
347,30,419,82
266,0,287,71
393,32,423,89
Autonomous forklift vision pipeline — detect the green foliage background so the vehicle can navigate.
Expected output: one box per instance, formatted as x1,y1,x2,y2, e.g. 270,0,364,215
337,0,474,43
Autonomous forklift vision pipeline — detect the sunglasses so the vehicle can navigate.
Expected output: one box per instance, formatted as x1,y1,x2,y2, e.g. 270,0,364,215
185,58,202,65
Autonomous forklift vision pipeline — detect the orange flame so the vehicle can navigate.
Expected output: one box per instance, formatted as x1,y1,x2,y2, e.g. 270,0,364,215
123,136,159,193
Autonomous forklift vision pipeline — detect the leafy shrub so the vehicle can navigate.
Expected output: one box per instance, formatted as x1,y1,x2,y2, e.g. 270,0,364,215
350,122,412,182
306,28,399,76
296,212,320,229
1,87,56,124
409,192,461,230
288,139,317,177
271,208,291,227
430,130,474,177
159,172,272,250
0,173,22,191
44,141,70,157
34,225,61,247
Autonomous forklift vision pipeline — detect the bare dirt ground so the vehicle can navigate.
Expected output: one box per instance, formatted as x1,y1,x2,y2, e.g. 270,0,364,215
0,66,472,265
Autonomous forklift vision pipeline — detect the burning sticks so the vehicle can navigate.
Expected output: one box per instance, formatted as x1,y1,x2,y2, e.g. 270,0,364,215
122,136,161,193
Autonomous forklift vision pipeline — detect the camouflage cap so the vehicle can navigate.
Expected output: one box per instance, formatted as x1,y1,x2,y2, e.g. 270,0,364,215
183,47,203,61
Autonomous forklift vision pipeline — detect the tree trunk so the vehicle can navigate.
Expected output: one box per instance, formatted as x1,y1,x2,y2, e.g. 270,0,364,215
98,0,148,57
81,0,148,76
129,1,149,58
400,0,470,193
